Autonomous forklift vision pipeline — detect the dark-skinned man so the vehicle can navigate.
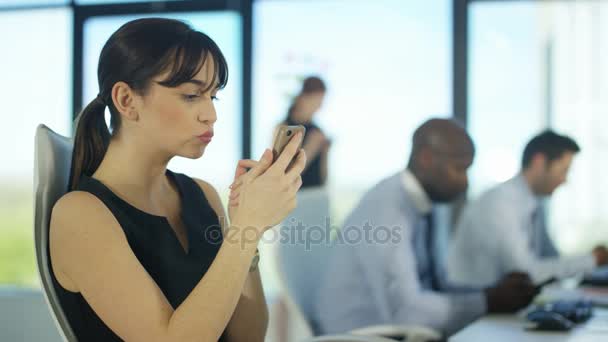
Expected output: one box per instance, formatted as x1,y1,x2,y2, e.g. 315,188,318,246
315,119,538,338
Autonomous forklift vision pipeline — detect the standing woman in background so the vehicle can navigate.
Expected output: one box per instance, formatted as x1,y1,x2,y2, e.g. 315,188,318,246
49,18,305,342
282,76,331,188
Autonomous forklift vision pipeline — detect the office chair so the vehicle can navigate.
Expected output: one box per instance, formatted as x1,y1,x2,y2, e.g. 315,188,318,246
34,124,76,342
276,187,332,337
276,188,441,342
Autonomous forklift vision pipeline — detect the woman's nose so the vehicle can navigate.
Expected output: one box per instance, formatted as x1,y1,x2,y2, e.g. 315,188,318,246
197,104,217,124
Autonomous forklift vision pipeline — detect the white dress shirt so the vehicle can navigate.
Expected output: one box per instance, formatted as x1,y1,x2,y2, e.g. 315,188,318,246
315,171,486,337
401,170,433,214
447,174,596,287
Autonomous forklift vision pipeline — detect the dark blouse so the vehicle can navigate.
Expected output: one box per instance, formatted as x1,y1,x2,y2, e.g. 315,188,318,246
286,119,326,188
50,170,226,341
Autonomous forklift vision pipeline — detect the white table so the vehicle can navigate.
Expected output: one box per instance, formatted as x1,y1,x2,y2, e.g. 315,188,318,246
450,308,608,341
451,283,608,342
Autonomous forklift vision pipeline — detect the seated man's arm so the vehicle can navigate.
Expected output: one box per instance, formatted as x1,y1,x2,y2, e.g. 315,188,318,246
357,212,486,335
492,211,596,283
383,240,486,336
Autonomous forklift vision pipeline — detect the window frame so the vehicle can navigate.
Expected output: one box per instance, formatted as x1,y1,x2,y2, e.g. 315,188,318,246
72,0,252,158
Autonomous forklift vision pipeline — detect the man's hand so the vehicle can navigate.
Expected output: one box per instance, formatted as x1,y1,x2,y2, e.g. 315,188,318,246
592,246,608,266
484,272,539,313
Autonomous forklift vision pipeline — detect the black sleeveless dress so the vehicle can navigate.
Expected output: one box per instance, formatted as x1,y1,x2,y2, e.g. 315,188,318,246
50,170,227,341
285,119,325,188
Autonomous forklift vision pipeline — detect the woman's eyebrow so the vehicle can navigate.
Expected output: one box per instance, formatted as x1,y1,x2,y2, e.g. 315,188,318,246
184,79,207,88
180,79,220,92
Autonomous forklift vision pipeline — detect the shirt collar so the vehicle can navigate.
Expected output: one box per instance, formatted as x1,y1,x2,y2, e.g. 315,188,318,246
513,173,543,213
401,169,433,215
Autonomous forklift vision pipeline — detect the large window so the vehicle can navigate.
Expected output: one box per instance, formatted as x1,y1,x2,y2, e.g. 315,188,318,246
545,1,608,254
82,11,242,191
468,1,608,255
76,0,180,4
0,8,72,286
468,2,547,197
253,0,451,225
253,0,451,296
0,0,68,6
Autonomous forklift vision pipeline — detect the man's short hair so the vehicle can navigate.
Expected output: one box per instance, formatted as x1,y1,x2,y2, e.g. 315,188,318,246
522,130,580,169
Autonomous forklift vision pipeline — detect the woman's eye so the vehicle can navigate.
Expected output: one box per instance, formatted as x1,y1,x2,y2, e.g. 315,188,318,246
211,95,220,101
183,94,200,102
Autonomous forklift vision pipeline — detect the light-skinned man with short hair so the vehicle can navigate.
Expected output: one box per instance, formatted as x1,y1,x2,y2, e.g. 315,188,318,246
448,130,608,287
315,119,538,338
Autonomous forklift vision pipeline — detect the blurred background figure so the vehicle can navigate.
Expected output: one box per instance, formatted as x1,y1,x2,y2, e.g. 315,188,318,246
315,119,538,338
449,130,608,287
280,76,331,189
271,76,332,341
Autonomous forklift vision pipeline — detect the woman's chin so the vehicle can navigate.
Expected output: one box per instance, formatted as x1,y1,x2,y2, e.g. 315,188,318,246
179,147,206,159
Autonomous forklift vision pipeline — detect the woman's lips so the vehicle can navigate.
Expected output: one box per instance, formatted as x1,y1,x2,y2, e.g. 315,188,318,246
197,131,214,143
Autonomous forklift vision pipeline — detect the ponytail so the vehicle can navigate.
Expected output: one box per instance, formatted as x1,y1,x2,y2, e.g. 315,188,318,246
68,96,111,191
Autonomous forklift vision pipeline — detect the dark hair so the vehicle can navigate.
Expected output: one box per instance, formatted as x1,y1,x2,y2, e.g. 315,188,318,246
286,76,326,122
69,18,228,190
521,130,580,169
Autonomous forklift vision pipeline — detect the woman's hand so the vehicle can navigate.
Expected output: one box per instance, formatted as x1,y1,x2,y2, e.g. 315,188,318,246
228,159,258,222
228,132,307,237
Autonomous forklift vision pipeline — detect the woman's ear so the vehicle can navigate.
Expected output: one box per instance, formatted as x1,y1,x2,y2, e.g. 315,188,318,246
111,81,140,122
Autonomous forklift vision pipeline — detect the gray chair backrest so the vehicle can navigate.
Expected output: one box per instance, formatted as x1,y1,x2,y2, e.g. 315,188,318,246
34,124,76,341
277,188,334,335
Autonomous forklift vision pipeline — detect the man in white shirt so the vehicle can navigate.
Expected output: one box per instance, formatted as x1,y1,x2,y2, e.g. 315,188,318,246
448,130,608,287
315,119,538,337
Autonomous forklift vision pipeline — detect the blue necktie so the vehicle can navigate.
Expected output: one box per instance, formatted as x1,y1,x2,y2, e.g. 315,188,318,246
531,204,559,258
424,212,440,291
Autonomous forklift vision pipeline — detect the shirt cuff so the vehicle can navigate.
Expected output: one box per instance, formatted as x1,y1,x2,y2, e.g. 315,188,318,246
468,292,487,315
445,292,487,335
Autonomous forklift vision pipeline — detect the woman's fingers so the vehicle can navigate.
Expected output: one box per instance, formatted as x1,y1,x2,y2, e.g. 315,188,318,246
231,150,272,189
286,149,307,183
230,159,260,189
229,180,243,192
247,149,273,179
270,132,303,174
290,176,303,193
229,190,240,200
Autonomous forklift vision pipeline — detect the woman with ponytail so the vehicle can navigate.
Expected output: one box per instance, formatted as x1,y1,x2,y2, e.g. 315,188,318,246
50,18,306,342
282,76,330,188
